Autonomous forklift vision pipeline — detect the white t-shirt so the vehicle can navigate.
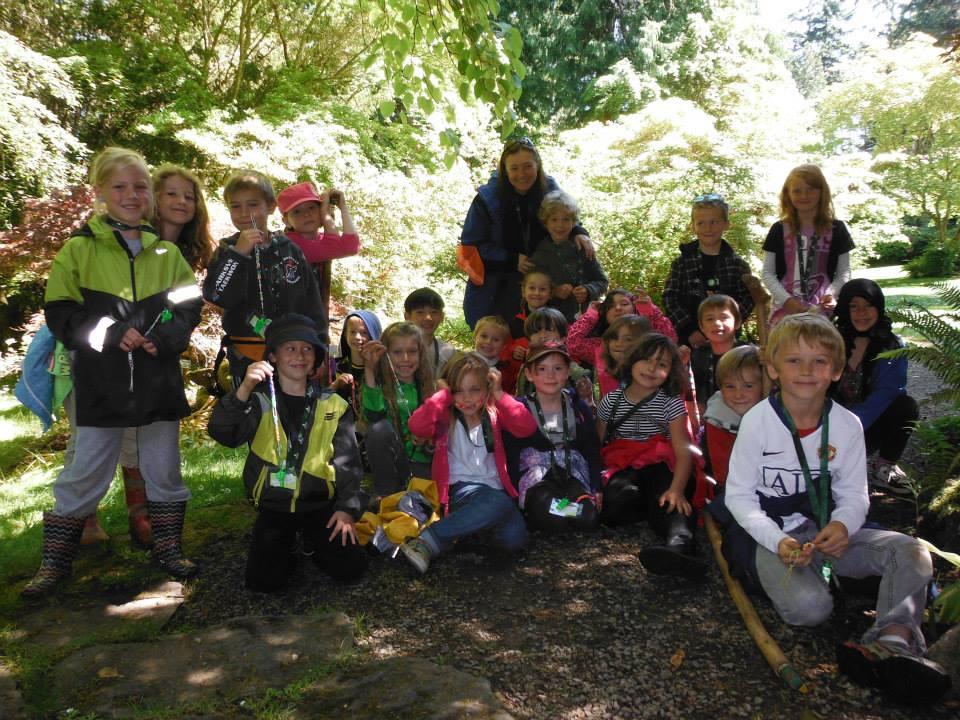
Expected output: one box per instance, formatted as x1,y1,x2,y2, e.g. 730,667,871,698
448,419,501,490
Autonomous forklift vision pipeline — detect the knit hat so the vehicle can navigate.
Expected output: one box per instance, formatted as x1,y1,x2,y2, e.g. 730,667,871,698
277,182,323,215
264,313,326,363
524,340,571,368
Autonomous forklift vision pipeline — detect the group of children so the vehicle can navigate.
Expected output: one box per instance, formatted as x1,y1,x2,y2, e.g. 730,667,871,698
21,152,948,705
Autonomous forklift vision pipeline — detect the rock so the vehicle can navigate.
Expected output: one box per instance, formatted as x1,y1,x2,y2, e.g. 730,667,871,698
295,656,514,719
52,613,353,718
926,623,960,690
0,659,27,720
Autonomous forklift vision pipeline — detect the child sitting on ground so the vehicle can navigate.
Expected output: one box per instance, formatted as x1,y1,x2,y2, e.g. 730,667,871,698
361,321,436,497
509,308,592,402
701,345,764,489
506,342,603,532
597,315,651,399
690,295,746,417
528,190,608,323
833,279,918,496
404,287,455,375
663,193,753,348
208,314,367,592
400,353,538,573
718,313,948,705
203,171,326,386
596,333,707,579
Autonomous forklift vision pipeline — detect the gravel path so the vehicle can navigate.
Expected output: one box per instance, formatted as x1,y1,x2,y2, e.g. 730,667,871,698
166,362,957,720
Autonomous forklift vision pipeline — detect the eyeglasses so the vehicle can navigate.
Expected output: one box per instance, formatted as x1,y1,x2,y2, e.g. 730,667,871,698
693,193,724,203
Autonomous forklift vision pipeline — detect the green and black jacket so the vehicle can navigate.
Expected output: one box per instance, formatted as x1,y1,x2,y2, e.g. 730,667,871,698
207,384,364,518
44,214,202,426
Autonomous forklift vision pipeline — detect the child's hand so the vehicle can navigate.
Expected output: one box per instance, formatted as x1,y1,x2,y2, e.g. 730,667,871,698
141,339,158,356
777,537,815,567
326,510,358,546
487,367,503,398
819,294,836,312
360,340,386,365
573,286,589,304
235,228,266,256
783,297,808,315
512,345,528,361
589,300,602,314
436,378,449,391
241,360,273,390
332,373,353,391
658,487,692,516
517,253,535,273
813,521,849,558
573,234,595,259
118,327,146,352
676,345,691,365
632,288,651,304
555,283,574,300
687,330,707,348
575,376,594,404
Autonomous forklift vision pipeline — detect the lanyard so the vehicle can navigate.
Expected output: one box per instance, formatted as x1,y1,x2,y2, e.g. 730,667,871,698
273,383,316,472
798,233,818,298
780,399,833,582
532,393,572,473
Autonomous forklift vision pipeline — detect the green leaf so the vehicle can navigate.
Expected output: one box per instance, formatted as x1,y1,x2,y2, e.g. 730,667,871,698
378,99,395,118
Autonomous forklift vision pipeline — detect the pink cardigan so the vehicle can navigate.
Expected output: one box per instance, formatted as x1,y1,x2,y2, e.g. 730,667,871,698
408,388,538,511
287,231,361,265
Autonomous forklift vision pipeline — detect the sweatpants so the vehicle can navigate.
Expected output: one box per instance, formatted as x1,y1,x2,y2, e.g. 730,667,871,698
63,391,138,469
864,394,919,463
245,507,369,592
52,421,189,517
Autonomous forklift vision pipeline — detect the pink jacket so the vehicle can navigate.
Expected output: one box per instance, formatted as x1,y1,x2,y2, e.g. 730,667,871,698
408,388,538,511
287,231,361,265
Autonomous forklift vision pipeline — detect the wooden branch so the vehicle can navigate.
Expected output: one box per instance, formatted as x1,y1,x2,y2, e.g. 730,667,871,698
742,273,774,394
703,513,809,692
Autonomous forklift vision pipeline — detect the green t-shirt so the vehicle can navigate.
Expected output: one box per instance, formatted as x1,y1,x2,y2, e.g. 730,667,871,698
361,382,431,464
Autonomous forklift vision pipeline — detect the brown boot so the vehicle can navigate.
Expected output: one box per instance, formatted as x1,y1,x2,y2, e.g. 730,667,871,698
122,466,153,548
80,513,109,545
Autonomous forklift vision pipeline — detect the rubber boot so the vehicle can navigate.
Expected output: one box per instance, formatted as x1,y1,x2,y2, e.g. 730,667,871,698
21,512,86,599
148,501,198,579
80,513,109,545
122,466,153,548
638,514,708,579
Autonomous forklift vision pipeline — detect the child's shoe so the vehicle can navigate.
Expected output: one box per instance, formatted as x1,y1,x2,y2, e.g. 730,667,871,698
638,515,708,579
400,538,433,574
836,639,951,705
867,457,912,496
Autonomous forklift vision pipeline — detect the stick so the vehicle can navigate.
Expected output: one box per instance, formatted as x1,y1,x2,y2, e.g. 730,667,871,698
741,274,773,395
703,512,809,692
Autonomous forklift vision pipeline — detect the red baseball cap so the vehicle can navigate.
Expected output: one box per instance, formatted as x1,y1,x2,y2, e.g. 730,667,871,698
277,182,323,214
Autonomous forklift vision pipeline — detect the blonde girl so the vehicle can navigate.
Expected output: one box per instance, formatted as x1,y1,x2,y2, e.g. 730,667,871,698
361,321,436,496
762,164,854,326
400,352,538,573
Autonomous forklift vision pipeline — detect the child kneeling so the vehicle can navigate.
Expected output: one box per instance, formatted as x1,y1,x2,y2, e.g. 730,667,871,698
208,314,367,592
720,313,949,705
400,353,538,573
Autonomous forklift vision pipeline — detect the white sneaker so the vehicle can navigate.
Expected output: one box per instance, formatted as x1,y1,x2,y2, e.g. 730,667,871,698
869,459,913,496
400,538,432,574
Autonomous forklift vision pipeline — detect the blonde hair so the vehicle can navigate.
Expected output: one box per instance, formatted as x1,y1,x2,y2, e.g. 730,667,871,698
715,344,762,386
538,189,579,224
374,322,436,431
473,315,510,341
223,170,276,205
89,147,153,220
779,164,835,234
764,312,845,374
152,164,214,270
444,352,492,399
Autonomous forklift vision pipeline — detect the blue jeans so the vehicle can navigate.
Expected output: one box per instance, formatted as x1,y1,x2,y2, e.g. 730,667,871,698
421,483,527,556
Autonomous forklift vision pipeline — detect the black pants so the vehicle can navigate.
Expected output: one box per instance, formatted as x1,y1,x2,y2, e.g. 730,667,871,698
601,463,694,538
245,507,368,593
864,394,919,463
524,468,599,533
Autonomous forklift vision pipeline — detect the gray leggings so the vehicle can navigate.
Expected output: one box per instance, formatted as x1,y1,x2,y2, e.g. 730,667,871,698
756,520,932,652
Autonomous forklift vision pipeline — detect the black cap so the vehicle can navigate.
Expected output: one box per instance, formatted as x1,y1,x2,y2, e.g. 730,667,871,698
264,313,326,363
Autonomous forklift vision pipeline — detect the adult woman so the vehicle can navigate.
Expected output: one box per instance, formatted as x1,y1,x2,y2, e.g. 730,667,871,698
460,138,592,328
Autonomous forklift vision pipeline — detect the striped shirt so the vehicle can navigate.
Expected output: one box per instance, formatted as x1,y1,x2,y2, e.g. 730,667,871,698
597,387,686,441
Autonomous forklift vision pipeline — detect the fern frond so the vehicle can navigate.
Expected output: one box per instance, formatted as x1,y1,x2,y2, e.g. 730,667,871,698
933,281,960,311
889,305,960,359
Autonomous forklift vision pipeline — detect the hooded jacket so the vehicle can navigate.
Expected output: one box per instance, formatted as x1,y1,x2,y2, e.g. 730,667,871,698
44,215,202,426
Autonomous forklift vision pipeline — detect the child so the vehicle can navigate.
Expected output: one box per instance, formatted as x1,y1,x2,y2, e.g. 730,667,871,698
208,314,367,592
404,287,455,375
719,313,948,704
472,314,513,391
276,181,359,269
152,163,215,272
598,315,651,398
529,190,608,323
361,321,436,497
203,170,327,386
568,288,675,375
400,353,538,573
663,193,754,348
690,295,745,415
331,310,382,415
833,279,918,495
508,269,553,343
702,345,764,489
23,147,203,598
506,342,603,532
508,308,588,400
762,165,853,326
596,333,707,578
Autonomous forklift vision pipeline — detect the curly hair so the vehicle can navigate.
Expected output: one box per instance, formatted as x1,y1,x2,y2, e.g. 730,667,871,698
618,333,685,397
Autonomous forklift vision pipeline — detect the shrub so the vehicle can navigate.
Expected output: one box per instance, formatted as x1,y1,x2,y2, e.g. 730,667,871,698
869,240,912,267
906,245,957,278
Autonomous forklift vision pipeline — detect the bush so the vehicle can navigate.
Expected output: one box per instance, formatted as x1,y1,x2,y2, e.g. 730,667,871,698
868,240,912,266
906,245,957,277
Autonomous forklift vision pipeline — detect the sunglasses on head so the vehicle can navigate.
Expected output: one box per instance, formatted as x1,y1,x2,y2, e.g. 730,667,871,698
693,193,724,203
505,136,535,150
